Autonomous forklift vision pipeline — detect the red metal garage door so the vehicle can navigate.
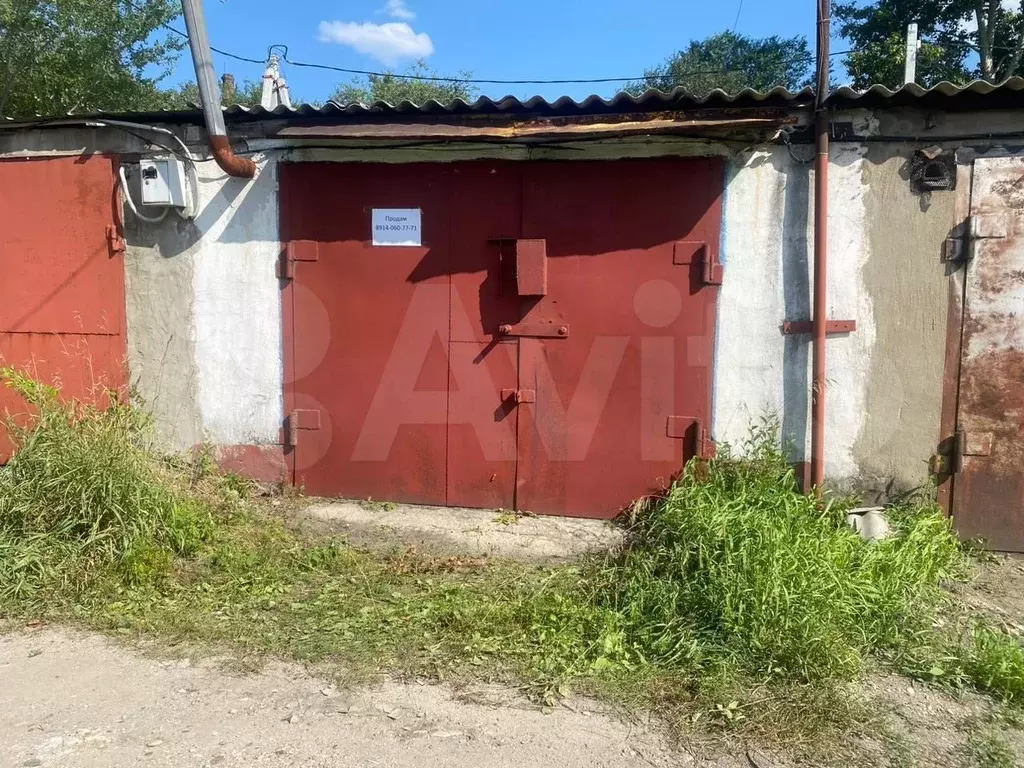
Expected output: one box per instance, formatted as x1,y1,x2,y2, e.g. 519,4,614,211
0,155,127,460
951,157,1024,551
281,158,723,517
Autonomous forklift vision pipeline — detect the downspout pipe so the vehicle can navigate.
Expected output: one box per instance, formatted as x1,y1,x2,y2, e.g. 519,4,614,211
179,0,256,178
811,0,830,491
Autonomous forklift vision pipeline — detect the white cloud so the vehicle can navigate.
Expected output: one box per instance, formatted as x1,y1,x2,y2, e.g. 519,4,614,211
317,21,434,65
382,0,415,20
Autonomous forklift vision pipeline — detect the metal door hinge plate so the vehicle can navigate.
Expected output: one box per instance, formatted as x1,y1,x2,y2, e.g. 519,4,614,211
701,248,723,286
931,429,994,476
672,241,723,285
962,431,994,457
277,240,320,280
283,408,321,446
666,417,716,459
943,214,1008,263
106,224,126,254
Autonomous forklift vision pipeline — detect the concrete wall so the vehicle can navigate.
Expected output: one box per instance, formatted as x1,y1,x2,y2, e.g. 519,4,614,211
714,142,953,496
0,116,964,497
124,156,283,460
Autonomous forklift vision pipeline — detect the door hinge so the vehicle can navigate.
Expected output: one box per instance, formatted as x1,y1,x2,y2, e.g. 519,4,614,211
501,388,536,404
701,247,724,286
277,240,320,280
106,224,126,254
942,214,1008,263
283,408,321,447
931,429,994,475
666,416,717,459
672,241,723,286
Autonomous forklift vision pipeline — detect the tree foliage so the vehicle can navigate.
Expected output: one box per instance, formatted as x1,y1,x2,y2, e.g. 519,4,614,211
0,0,184,118
160,77,266,110
835,0,1024,88
330,60,477,106
629,31,813,96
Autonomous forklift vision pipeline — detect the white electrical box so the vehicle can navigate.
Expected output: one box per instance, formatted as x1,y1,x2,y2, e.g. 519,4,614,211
139,156,187,208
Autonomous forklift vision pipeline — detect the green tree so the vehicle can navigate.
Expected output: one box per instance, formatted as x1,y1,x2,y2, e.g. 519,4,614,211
628,31,813,96
835,0,1024,88
330,60,477,106
0,0,184,118
160,76,266,109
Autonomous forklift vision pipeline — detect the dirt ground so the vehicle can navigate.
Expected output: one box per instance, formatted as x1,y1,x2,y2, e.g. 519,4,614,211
2,623,1023,768
3,541,1024,767
0,628,679,768
290,499,625,564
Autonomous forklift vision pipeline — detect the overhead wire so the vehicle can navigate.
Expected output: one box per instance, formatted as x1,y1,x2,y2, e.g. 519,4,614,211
127,0,853,88
731,0,745,33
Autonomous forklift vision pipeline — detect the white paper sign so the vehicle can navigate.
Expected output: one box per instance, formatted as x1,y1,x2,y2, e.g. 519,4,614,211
372,208,422,247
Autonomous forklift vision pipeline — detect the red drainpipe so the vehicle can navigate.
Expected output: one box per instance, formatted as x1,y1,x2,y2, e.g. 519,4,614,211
811,0,830,491
180,0,256,179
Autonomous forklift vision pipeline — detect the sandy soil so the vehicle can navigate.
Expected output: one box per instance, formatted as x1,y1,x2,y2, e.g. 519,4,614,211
0,627,681,768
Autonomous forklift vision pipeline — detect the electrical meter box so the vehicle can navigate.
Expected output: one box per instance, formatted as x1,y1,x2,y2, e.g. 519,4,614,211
139,156,187,207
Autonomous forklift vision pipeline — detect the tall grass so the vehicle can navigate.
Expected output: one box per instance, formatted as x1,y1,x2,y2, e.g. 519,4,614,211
1,373,1022,719
602,421,973,683
0,369,213,601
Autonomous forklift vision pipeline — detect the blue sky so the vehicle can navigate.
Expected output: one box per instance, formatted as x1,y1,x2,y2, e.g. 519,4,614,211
164,0,831,104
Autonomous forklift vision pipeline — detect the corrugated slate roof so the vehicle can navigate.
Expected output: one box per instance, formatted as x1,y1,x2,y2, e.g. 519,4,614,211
221,85,816,121
830,76,1024,108
4,77,1024,127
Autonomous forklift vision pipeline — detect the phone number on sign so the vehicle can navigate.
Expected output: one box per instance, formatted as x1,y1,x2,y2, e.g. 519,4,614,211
375,224,418,232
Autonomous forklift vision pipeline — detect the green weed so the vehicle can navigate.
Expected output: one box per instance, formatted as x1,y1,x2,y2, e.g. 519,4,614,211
600,421,971,684
3,379,1024,760
0,369,215,602
964,728,1016,768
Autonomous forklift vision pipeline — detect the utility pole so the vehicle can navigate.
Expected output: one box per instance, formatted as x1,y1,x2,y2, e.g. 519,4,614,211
904,23,920,85
261,54,292,111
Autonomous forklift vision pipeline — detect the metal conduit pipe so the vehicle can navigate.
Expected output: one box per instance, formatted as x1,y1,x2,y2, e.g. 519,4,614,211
811,0,831,492
180,0,256,179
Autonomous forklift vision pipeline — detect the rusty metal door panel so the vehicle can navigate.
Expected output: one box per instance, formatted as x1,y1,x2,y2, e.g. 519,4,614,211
516,159,723,517
0,156,124,334
953,157,1024,551
280,162,451,503
446,341,518,508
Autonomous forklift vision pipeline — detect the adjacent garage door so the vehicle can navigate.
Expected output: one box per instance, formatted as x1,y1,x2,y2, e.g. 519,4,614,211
281,159,723,518
0,155,127,460
951,157,1024,550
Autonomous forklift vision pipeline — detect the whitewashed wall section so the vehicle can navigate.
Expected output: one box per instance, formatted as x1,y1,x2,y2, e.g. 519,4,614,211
714,144,876,481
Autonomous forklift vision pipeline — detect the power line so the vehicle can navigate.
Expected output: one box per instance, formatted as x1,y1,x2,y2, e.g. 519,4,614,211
731,0,745,33
138,2,852,87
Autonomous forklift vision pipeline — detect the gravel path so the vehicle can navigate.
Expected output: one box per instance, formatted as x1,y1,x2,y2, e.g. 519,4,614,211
0,628,681,768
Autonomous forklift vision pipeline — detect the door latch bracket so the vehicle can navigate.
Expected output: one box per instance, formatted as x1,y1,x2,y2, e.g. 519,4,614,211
498,323,569,338
501,388,536,404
